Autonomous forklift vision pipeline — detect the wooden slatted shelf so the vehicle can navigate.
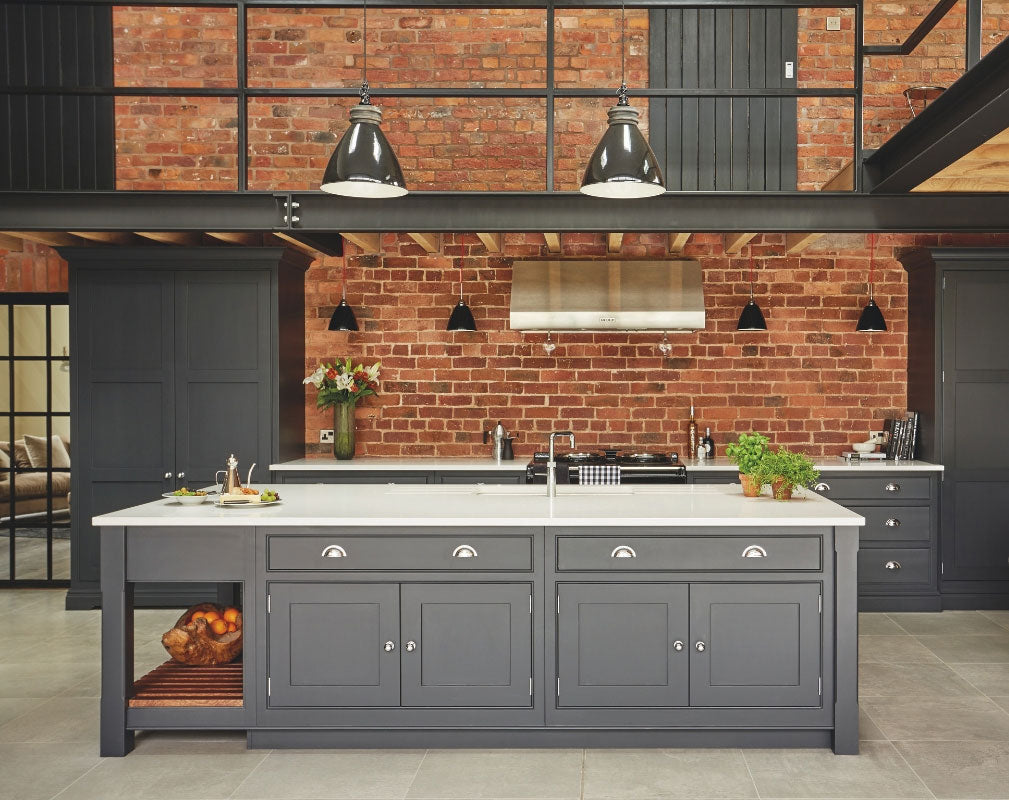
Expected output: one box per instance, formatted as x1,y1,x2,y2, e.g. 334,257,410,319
130,660,243,708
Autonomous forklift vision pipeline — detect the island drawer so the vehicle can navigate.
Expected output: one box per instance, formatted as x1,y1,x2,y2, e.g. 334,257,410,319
857,548,931,585
267,534,533,572
556,535,821,572
812,475,931,500
850,506,931,543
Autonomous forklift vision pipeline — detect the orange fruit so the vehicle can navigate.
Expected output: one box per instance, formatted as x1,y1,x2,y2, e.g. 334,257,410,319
190,611,206,623
210,618,228,635
203,611,221,623
223,608,240,624
226,622,237,633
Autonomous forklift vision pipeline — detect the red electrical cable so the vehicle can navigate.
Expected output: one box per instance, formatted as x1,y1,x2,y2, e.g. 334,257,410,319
868,233,876,286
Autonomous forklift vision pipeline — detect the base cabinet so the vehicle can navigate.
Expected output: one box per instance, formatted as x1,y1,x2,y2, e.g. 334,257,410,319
267,582,533,710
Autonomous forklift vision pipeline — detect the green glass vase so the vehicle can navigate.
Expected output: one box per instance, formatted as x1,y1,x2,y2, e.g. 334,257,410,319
333,402,356,460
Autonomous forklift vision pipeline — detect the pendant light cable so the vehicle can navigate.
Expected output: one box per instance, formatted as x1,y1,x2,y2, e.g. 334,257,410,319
360,0,370,104
341,260,348,301
459,264,464,302
868,232,876,300
748,246,756,300
618,2,629,106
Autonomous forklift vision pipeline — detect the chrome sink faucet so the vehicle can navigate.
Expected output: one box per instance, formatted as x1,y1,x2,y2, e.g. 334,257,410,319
547,431,576,497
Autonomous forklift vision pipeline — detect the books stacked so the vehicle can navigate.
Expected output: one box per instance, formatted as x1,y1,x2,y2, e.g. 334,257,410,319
883,412,920,461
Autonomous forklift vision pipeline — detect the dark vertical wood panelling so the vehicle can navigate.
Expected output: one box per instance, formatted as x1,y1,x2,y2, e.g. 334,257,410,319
649,6,798,191
0,3,114,190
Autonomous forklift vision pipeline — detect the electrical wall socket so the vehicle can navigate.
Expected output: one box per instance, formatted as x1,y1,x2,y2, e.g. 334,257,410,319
320,429,335,444
869,430,885,441
826,16,841,31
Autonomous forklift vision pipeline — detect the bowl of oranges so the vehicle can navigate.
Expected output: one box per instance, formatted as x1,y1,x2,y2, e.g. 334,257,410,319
161,602,243,665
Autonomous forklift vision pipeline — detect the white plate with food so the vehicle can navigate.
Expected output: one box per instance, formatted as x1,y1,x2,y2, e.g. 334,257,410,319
162,490,211,505
214,488,281,508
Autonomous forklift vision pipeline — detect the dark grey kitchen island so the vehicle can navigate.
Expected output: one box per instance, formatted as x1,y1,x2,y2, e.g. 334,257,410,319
95,483,863,756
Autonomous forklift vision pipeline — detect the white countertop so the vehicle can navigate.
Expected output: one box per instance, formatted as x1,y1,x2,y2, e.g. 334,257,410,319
270,456,942,472
93,483,864,528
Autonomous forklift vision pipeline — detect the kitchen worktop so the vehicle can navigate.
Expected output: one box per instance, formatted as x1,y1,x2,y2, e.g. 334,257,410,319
93,482,864,528
270,455,943,472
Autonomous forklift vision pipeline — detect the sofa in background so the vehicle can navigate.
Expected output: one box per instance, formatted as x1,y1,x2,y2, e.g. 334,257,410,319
1,435,71,521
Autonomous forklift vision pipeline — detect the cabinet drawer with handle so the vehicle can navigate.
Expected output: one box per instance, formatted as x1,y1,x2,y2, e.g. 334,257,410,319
857,548,931,585
556,535,821,572
811,475,931,501
851,506,931,543
267,534,532,571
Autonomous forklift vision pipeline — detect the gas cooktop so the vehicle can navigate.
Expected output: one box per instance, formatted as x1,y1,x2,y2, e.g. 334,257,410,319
530,448,681,464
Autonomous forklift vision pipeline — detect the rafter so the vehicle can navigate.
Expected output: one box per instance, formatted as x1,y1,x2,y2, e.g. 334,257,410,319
3,231,88,247
207,232,264,246
607,233,623,253
0,232,25,251
136,231,204,245
407,232,441,253
724,233,757,254
543,233,561,253
785,233,824,254
340,232,381,253
476,232,503,252
69,231,138,245
667,233,691,254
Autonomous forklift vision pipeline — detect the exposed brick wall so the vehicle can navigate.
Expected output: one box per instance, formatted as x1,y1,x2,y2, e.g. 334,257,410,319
0,242,68,293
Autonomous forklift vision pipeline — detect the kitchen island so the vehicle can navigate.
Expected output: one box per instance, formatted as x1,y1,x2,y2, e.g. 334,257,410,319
95,483,863,756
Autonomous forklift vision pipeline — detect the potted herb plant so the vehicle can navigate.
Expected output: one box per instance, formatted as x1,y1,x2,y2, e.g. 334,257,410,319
303,358,381,460
756,448,820,501
725,432,770,497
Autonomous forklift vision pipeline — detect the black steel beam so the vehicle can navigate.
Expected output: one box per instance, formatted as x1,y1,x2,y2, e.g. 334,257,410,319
16,1,860,8
864,35,1009,194
862,0,960,56
966,0,982,68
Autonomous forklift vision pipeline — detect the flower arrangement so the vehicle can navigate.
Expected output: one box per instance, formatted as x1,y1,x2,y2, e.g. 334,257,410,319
303,358,381,408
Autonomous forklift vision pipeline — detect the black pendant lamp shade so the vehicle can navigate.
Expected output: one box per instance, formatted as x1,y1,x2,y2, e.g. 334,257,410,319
737,247,767,331
579,3,664,199
328,262,359,331
447,264,477,331
319,0,407,199
856,234,888,332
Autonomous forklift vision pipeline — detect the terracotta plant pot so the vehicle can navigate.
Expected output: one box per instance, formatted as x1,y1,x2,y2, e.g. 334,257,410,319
771,478,794,501
739,473,762,498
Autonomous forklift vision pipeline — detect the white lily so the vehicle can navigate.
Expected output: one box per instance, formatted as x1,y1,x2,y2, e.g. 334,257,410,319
334,373,355,392
365,362,381,382
303,366,325,388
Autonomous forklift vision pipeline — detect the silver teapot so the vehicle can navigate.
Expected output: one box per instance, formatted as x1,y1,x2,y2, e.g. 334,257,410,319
216,454,256,494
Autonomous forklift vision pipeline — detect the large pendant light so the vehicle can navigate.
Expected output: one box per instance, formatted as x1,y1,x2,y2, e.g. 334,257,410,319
447,263,477,331
856,233,888,332
580,3,664,198
737,245,768,331
328,260,359,331
320,0,407,198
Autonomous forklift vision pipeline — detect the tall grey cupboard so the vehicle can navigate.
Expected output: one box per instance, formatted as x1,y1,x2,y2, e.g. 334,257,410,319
62,247,309,609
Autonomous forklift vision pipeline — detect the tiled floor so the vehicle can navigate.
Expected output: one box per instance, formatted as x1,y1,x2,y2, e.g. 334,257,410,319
0,534,71,581
1,591,1009,800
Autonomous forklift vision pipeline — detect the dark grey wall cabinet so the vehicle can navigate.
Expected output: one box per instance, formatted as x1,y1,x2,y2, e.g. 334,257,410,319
903,248,1009,608
64,247,310,608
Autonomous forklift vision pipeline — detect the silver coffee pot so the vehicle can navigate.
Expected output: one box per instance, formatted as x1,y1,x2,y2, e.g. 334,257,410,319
216,454,256,494
483,421,508,462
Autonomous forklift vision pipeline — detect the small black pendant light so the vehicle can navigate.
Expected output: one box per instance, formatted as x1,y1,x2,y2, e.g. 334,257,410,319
447,263,477,331
320,0,408,198
579,3,664,198
856,233,888,332
328,259,359,331
737,245,768,331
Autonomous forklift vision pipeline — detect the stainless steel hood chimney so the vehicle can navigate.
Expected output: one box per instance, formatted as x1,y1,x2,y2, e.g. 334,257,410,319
509,260,705,332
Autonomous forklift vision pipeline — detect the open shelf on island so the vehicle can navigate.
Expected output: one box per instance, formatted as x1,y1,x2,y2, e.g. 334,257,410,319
130,660,243,708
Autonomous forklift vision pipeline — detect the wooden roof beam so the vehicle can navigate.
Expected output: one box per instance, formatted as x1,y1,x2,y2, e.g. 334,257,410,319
543,233,561,253
340,232,381,253
407,232,441,253
667,233,690,254
69,231,139,245
3,231,89,247
607,233,623,253
0,232,25,251
207,232,265,246
135,231,204,245
785,233,824,254
724,233,756,254
476,233,503,252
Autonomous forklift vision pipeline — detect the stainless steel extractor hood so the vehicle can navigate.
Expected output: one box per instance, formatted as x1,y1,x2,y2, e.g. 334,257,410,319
509,260,705,332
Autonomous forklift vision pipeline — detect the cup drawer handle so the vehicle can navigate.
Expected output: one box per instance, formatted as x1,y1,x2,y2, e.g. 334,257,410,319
321,545,347,558
884,518,901,528
884,482,900,493
741,545,768,559
884,560,902,571
452,545,478,558
814,482,830,493
611,546,637,559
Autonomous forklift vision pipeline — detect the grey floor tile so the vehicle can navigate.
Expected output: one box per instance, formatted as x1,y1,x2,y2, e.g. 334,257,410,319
862,696,1009,741
0,697,43,726
582,748,756,799
949,663,1009,696
0,741,101,800
234,750,425,799
860,707,888,741
860,613,906,635
55,670,101,698
741,741,931,798
406,749,582,799
917,634,1009,664
993,697,1009,714
894,740,1009,799
859,662,983,698
0,696,97,742
0,661,99,698
57,751,268,800
859,635,944,664
980,610,1009,632
890,611,1008,636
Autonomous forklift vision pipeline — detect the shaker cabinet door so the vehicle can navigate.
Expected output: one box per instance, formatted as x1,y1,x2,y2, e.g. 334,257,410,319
556,583,689,707
400,583,533,708
689,583,821,707
267,583,401,707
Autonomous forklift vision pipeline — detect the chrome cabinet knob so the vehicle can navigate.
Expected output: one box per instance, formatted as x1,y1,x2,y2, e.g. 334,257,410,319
177,472,185,480
383,641,396,652
741,545,768,558
611,545,637,559
884,560,902,571
321,545,347,558
452,545,478,558
672,640,684,651
885,518,901,528
405,641,417,652
164,472,172,480
814,482,830,493
695,641,706,652
885,482,900,493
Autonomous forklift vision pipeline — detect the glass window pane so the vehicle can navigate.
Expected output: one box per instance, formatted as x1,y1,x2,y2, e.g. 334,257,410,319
51,416,70,446
0,367,8,413
15,535,49,581
50,305,69,358
0,306,8,357
13,362,47,413
13,416,48,440
50,363,69,414
13,306,46,356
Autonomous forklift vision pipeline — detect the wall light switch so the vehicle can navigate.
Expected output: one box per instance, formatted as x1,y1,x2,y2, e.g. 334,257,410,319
784,61,794,79
320,429,335,444
826,16,841,31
